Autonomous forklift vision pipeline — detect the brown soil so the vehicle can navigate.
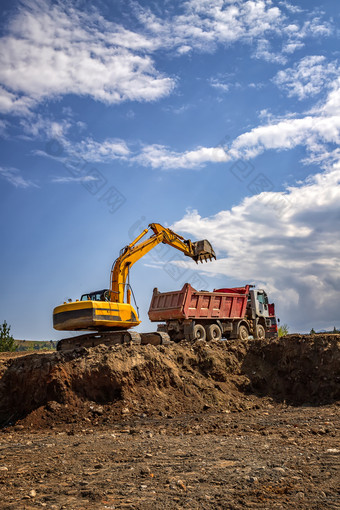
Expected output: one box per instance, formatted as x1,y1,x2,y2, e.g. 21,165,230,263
0,334,339,509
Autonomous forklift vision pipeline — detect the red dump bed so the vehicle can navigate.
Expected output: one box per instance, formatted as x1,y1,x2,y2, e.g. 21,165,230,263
148,283,250,321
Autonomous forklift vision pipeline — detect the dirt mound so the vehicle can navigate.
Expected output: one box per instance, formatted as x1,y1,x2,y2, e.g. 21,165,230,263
0,334,339,429
241,334,340,404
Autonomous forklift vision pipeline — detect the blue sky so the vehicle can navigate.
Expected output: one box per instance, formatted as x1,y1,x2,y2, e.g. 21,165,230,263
0,0,339,339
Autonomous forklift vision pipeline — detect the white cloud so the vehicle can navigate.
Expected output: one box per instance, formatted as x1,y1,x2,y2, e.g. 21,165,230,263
253,39,288,64
274,56,339,99
228,77,340,164
0,1,334,115
32,71,340,172
0,0,174,115
229,114,340,161
300,17,333,38
21,115,72,139
139,0,332,59
209,78,230,93
172,160,340,332
279,1,303,14
25,115,131,164
141,74,340,170
140,0,285,56
51,175,98,183
134,144,229,169
38,135,229,169
73,139,130,163
0,86,36,115
282,40,304,54
0,166,38,188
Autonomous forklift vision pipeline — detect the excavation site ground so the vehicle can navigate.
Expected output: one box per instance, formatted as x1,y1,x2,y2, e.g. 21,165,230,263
0,334,339,509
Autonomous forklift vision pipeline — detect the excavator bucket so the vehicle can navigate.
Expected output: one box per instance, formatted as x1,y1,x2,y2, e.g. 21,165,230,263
192,240,216,263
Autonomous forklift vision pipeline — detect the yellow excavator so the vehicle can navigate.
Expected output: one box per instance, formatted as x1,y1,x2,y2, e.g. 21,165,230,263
53,223,215,351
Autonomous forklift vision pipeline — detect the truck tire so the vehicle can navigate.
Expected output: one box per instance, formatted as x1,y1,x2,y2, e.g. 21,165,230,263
238,324,249,341
206,324,222,341
255,324,266,340
193,324,206,341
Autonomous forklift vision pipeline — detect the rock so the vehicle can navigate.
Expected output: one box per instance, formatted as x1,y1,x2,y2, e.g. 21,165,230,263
89,404,104,415
30,489,36,497
121,407,129,415
176,479,186,490
129,428,139,435
46,401,62,412
245,475,258,484
0,466,8,471
273,467,285,474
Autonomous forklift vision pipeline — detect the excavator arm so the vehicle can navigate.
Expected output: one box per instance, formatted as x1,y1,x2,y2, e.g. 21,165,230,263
110,223,216,304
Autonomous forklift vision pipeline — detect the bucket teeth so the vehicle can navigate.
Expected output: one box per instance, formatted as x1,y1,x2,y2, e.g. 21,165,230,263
192,240,216,263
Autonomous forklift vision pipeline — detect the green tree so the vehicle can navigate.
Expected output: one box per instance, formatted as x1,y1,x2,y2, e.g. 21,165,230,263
310,328,316,334
0,321,17,352
333,326,339,334
278,323,289,338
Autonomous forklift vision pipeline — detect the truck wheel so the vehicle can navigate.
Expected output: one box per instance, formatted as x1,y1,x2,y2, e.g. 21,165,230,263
193,324,206,341
206,324,222,341
238,324,249,341
255,324,266,340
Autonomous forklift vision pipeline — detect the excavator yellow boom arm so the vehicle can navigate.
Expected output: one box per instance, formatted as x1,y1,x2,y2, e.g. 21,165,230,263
110,223,216,304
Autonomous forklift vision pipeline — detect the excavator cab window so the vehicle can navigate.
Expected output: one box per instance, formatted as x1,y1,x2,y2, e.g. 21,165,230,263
80,293,95,301
80,290,111,301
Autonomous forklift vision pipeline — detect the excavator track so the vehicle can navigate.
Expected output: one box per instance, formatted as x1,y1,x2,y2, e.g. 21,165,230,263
56,330,171,352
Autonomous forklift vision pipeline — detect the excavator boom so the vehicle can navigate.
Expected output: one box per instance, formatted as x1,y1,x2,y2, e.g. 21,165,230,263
110,223,215,305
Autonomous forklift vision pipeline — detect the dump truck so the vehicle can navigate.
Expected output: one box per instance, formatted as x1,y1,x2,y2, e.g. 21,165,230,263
148,283,278,341
53,223,216,351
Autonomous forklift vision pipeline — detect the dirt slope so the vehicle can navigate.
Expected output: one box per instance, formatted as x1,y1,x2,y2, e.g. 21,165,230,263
0,334,339,429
